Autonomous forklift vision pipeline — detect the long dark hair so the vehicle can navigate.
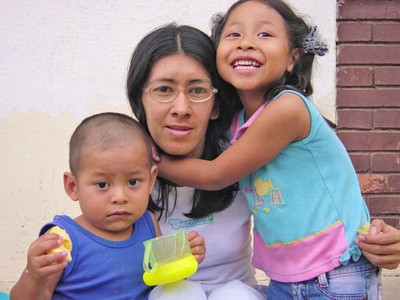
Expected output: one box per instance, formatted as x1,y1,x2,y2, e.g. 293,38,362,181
126,23,239,219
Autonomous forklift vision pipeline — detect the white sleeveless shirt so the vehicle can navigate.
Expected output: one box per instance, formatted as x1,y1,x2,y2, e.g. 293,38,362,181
153,186,256,293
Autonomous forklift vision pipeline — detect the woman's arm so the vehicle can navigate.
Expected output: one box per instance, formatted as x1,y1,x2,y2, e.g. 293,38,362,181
158,93,309,190
356,219,400,269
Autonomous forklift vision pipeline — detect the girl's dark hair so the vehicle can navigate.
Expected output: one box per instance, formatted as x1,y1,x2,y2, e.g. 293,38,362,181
211,0,336,128
126,23,240,220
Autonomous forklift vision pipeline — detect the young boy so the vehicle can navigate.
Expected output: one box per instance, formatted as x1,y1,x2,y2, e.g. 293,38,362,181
10,112,205,299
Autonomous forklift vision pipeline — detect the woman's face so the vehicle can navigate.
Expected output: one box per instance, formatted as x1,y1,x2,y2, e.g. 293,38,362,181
142,53,219,158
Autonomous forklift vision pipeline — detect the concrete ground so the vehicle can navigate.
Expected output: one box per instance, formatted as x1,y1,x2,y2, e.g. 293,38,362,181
381,268,400,300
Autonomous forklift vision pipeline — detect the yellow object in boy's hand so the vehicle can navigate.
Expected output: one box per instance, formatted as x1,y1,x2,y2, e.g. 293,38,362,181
47,226,73,262
357,222,371,235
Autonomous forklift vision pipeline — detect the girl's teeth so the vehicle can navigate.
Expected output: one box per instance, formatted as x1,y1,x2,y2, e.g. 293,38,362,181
233,60,260,68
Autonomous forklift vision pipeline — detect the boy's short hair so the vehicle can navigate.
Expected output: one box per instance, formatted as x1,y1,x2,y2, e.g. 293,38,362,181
69,112,153,175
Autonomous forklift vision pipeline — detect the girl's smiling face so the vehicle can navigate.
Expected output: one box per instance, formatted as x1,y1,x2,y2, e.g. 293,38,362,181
216,1,297,100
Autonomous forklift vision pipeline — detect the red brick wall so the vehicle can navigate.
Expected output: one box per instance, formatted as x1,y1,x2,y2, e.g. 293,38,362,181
337,0,400,228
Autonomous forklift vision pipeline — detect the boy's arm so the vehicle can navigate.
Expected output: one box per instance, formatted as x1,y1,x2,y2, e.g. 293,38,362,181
158,93,309,190
355,219,400,269
187,230,206,264
148,212,205,263
10,232,67,300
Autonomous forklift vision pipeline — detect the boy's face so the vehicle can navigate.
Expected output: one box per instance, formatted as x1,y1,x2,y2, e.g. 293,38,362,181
64,139,157,241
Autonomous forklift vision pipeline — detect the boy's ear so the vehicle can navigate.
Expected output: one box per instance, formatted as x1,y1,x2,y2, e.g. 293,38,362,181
287,48,301,73
64,172,79,201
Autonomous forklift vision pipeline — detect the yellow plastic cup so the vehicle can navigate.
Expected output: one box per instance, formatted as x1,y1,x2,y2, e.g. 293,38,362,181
142,230,198,286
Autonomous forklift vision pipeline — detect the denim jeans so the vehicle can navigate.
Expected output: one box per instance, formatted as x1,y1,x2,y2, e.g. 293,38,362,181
268,256,382,299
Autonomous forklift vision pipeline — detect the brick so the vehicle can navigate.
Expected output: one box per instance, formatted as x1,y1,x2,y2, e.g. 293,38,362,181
375,109,400,128
358,174,400,193
367,195,400,214
372,153,400,172
349,153,371,172
375,67,400,86
337,22,372,42
369,217,400,229
338,0,400,20
337,0,400,226
337,109,373,129
337,88,400,108
338,131,400,151
337,67,373,87
374,23,400,42
338,45,400,65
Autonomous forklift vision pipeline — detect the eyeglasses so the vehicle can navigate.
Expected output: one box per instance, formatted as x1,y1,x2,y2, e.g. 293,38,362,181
143,84,218,103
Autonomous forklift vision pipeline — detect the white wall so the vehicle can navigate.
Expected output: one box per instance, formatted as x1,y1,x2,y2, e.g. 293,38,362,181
0,0,336,291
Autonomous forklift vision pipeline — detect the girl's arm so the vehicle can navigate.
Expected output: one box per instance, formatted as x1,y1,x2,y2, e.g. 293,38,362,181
356,219,400,269
158,93,310,190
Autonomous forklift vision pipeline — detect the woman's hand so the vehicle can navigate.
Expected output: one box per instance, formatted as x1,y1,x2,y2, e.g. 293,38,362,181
187,230,206,264
355,219,400,269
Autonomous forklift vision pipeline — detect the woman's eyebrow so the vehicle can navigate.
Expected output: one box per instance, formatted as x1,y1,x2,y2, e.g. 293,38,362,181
147,78,211,85
187,79,212,84
146,78,175,85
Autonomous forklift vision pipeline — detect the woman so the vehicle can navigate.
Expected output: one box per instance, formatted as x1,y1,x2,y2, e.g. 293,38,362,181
126,23,400,299
127,23,264,299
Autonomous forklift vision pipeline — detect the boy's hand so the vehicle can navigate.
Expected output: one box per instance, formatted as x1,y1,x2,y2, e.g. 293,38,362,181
10,232,67,300
24,232,69,282
187,230,206,264
355,219,400,269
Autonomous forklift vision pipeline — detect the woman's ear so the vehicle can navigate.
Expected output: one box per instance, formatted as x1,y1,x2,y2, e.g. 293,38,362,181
287,48,301,73
64,172,79,201
148,165,158,193
210,102,220,120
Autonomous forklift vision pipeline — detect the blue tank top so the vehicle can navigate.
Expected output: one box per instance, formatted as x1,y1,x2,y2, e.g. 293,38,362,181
40,213,156,299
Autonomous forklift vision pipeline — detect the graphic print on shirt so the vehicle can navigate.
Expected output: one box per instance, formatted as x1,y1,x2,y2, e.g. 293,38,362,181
244,178,284,214
168,214,214,230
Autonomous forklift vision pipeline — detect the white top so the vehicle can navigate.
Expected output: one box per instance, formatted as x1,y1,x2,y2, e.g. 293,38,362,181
153,186,256,293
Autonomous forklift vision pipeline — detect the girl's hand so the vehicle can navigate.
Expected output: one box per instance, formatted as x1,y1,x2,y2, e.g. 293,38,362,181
187,230,206,264
355,219,400,269
157,154,175,177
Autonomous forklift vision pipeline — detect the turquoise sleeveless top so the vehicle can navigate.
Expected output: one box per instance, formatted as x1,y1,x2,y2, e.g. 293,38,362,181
230,90,370,282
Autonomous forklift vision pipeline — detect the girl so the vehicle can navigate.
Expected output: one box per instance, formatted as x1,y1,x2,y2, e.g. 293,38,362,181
158,0,382,298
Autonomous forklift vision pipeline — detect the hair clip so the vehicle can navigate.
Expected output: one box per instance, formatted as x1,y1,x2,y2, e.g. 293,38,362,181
210,12,225,32
302,26,328,56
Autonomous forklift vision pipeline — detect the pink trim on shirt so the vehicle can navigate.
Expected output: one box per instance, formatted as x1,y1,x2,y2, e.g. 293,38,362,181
230,102,269,144
252,222,348,282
